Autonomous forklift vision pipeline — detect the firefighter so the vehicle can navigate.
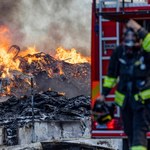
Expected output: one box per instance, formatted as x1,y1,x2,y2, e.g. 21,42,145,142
94,19,150,150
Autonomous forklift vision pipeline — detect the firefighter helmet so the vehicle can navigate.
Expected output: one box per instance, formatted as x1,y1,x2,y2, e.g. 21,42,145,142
92,101,115,124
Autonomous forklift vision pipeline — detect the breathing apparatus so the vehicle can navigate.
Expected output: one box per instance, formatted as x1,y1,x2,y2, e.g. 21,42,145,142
123,27,141,56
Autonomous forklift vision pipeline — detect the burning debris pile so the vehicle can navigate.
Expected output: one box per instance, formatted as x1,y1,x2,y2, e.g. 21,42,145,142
0,50,91,145
0,47,90,98
0,25,91,146
0,7,90,145
19,49,90,98
0,25,90,98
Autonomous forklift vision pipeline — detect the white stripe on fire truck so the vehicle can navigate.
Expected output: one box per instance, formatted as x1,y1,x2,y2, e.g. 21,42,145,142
92,130,124,134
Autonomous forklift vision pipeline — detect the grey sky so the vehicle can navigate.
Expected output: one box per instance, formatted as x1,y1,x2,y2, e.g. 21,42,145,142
0,0,92,55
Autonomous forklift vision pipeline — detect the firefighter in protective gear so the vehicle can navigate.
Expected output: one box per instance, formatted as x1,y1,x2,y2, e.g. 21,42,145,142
95,20,150,150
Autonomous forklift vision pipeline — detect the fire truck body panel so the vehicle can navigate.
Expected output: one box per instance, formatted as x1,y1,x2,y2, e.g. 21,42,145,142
91,0,150,138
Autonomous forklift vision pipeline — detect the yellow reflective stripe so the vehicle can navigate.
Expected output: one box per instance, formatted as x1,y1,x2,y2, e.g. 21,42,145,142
103,76,117,88
92,84,100,98
102,115,112,122
115,91,125,107
134,89,150,101
134,94,139,101
143,33,150,52
131,145,147,150
140,89,150,100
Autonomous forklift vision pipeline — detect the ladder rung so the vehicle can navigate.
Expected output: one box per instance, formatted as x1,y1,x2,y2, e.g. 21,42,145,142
102,56,110,60
107,94,115,98
101,37,118,41
100,0,118,2
103,3,148,8
101,18,109,22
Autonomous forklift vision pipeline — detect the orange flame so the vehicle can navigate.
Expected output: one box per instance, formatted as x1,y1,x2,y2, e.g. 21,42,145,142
57,63,64,75
55,47,91,64
0,25,11,50
0,25,22,79
19,46,39,57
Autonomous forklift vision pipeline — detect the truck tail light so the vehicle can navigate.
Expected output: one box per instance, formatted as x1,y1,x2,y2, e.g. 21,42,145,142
106,119,115,129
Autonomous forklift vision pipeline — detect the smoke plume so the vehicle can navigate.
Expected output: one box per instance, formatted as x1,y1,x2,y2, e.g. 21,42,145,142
0,0,92,55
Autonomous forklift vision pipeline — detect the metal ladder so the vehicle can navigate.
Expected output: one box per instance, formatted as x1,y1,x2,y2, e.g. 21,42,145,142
99,0,120,117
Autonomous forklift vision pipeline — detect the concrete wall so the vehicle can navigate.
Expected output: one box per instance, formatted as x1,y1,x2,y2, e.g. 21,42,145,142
0,118,123,150
0,127,3,145
18,117,91,145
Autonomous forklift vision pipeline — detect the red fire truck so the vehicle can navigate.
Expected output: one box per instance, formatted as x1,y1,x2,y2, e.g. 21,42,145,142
91,0,150,149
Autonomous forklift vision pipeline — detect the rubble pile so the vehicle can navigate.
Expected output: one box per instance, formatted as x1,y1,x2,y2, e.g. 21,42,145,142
0,90,91,126
0,90,91,146
0,44,91,146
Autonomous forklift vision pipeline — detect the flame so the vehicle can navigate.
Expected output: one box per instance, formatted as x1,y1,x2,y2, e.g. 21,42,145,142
0,25,90,96
57,63,64,75
0,25,21,79
19,46,38,57
59,67,64,75
0,48,22,78
55,47,91,64
58,92,65,96
24,54,41,65
0,26,11,50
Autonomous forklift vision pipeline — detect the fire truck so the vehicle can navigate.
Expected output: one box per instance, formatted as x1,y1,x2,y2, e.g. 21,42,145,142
91,0,150,149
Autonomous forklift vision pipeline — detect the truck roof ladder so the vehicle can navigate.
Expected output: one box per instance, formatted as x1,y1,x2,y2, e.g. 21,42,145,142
99,0,120,95
98,0,150,21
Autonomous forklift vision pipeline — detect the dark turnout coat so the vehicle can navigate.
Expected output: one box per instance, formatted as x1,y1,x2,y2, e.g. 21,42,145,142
102,28,150,107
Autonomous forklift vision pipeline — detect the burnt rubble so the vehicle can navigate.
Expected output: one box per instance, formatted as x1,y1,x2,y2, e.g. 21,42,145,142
0,90,91,126
0,90,91,146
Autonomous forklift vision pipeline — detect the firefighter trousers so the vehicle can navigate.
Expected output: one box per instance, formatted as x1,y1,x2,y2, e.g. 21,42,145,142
121,95,150,149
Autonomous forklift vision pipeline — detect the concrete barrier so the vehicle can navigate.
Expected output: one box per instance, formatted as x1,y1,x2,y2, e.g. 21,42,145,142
18,118,91,145
0,127,3,146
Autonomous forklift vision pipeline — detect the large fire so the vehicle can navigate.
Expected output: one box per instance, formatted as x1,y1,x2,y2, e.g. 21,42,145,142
0,25,90,96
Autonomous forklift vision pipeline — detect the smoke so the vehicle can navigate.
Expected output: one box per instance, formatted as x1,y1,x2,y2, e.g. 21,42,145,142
0,0,92,55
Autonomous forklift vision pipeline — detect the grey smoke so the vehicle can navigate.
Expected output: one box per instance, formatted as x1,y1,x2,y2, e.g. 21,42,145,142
0,0,92,55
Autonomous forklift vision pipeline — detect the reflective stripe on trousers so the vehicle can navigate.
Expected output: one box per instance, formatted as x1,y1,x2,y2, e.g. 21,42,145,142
115,90,125,107
131,145,147,150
